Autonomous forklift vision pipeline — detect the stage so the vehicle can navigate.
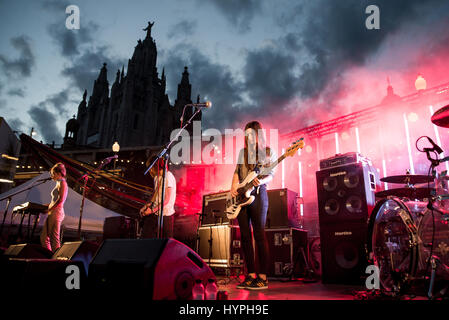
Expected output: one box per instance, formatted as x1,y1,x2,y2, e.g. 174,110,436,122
215,276,431,300
218,276,358,300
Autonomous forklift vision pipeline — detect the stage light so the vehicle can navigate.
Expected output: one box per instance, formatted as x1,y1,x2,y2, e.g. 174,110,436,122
341,132,349,140
415,74,427,91
0,178,14,184
408,112,419,122
305,145,312,153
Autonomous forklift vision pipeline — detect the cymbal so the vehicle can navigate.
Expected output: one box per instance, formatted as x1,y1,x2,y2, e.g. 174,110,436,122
380,175,434,184
431,104,449,128
375,187,434,199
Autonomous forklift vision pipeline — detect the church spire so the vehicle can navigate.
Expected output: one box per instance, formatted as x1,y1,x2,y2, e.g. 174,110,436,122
98,63,108,83
115,69,120,84
176,66,192,103
181,66,189,84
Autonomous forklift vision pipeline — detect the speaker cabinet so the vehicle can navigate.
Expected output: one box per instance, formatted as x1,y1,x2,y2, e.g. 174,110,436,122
316,161,378,284
1,259,87,291
52,241,100,274
319,223,368,284
266,189,300,228
103,216,138,239
316,162,377,224
202,191,236,226
3,243,53,260
88,239,215,299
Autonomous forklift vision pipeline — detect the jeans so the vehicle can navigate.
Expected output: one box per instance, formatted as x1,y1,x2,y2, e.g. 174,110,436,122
40,207,64,252
142,214,174,239
237,185,269,275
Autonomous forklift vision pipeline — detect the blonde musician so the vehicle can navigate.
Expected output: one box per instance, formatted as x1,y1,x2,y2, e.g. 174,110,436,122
40,163,68,252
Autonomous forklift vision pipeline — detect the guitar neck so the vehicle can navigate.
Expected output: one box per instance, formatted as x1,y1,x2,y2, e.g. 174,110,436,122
259,153,288,176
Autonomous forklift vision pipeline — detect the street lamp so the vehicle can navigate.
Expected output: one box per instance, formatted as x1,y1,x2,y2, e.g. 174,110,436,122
415,74,427,91
112,141,120,179
112,141,120,153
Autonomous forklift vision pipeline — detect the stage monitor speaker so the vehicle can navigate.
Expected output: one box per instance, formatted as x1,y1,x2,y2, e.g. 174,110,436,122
88,238,215,299
103,216,137,239
266,189,300,228
3,243,53,260
52,241,100,274
319,223,368,284
316,162,378,225
1,259,87,291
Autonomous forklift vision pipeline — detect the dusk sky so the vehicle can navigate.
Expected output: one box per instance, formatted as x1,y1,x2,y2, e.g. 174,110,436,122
1,0,449,144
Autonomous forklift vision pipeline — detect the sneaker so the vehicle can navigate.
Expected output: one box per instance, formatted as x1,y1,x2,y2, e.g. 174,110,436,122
236,275,255,289
246,276,268,290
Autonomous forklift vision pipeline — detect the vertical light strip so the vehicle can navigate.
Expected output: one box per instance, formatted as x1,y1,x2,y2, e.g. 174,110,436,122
281,148,285,188
382,159,388,190
355,127,361,153
429,105,449,172
403,113,415,174
298,161,303,217
335,132,340,154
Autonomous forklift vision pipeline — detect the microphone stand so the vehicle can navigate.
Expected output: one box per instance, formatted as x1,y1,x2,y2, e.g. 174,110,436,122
144,106,202,239
77,157,114,240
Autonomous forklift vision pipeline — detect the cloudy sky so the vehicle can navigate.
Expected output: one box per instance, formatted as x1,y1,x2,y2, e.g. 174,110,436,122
1,0,449,144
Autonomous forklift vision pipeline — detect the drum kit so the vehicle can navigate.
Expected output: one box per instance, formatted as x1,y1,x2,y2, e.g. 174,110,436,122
367,104,449,298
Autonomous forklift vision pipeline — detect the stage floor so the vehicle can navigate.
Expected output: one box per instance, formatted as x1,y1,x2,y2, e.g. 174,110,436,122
215,276,432,300
216,276,362,300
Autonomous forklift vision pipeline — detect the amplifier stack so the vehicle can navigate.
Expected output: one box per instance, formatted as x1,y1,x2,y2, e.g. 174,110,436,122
316,152,379,284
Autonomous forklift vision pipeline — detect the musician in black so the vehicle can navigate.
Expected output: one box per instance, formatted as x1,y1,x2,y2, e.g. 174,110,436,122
230,121,277,290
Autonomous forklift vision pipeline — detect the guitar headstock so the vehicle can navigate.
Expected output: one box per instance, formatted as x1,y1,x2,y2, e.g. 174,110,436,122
285,137,305,158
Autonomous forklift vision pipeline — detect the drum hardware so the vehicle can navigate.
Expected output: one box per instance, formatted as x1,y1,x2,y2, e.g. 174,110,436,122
428,255,440,299
380,175,434,185
375,187,434,199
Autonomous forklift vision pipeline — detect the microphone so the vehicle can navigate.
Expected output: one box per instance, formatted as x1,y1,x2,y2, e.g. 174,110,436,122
180,101,212,128
37,177,52,182
427,137,444,154
186,101,212,108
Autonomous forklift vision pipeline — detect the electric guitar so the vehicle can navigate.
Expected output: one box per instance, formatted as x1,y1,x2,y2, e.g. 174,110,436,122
225,138,305,220
139,202,159,217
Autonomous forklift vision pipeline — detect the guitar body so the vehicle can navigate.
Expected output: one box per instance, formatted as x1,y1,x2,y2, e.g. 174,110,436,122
225,171,258,220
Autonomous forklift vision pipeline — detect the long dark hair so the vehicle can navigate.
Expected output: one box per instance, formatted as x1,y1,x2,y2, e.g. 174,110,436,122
243,121,270,170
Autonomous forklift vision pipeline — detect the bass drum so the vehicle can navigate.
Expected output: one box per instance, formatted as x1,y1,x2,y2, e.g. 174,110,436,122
417,205,449,280
367,197,428,293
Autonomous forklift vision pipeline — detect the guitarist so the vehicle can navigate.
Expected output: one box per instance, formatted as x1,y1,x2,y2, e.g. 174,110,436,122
139,156,176,238
231,121,277,290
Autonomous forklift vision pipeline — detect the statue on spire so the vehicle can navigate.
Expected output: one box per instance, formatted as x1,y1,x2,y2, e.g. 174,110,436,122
143,21,155,38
